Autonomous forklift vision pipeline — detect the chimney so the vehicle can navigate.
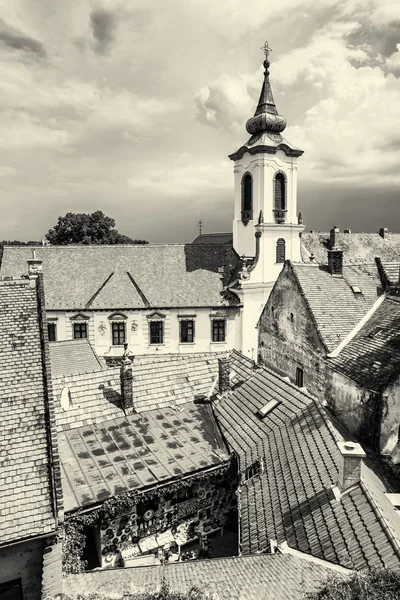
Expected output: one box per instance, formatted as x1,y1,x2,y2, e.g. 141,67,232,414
218,358,230,393
344,228,351,234
379,227,389,239
27,249,43,277
337,441,366,492
329,226,339,249
120,344,134,411
328,249,343,277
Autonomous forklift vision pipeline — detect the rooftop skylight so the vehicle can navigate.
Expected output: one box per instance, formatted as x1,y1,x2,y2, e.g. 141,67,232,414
257,398,281,418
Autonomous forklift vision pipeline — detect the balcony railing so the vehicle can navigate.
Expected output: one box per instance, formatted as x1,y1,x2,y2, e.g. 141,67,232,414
273,209,287,224
241,210,253,225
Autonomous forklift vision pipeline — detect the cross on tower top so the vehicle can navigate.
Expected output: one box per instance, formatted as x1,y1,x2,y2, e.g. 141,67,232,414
261,41,272,58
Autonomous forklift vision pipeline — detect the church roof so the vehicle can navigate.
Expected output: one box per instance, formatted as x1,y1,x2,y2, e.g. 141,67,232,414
0,277,57,544
0,245,239,310
289,261,383,352
214,364,400,570
328,295,400,390
192,233,233,245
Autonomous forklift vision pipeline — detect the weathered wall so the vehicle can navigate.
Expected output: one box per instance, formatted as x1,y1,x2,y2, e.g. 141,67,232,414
381,379,400,457
0,538,44,600
258,264,327,397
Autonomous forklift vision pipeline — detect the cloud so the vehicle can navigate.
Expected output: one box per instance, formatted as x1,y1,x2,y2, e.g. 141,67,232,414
0,19,46,58
90,7,118,55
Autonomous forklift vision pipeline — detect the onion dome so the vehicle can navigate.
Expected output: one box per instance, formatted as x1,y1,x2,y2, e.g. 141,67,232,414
246,42,286,135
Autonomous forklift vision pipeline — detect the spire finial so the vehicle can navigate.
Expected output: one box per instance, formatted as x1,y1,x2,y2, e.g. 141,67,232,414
261,41,272,59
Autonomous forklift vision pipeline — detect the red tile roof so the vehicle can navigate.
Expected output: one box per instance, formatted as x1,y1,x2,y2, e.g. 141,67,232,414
63,554,346,600
49,339,104,379
52,350,255,432
60,403,230,512
0,278,56,544
302,232,400,264
214,365,400,570
0,245,239,310
328,295,400,390
291,262,382,351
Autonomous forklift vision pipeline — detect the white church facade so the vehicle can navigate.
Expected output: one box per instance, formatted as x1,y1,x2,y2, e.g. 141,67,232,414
0,45,304,361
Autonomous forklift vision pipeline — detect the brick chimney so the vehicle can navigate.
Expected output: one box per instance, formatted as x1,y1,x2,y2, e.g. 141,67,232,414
218,357,230,393
337,441,366,492
328,249,343,277
379,227,389,239
329,226,339,249
27,249,43,277
120,344,134,411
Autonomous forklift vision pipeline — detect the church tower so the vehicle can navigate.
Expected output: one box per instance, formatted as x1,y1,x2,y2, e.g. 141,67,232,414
228,42,305,358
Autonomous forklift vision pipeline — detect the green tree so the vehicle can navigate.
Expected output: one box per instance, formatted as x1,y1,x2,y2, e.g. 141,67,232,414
307,568,400,600
45,211,148,245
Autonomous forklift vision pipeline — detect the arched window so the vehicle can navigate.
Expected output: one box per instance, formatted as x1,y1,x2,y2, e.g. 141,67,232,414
276,238,286,263
274,172,286,223
241,173,253,224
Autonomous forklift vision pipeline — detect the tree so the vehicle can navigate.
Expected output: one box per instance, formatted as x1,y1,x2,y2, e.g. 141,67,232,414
47,581,217,600
45,211,148,245
307,568,400,600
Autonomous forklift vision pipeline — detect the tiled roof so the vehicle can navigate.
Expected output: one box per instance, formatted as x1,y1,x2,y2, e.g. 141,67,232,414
214,365,400,570
59,403,229,512
192,233,233,245
63,554,346,600
49,339,104,379
291,262,382,351
0,245,239,310
0,278,55,544
302,232,400,264
328,296,400,389
52,351,256,432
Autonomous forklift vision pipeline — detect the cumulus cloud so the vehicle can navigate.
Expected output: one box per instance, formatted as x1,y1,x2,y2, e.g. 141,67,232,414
0,19,46,58
90,8,118,55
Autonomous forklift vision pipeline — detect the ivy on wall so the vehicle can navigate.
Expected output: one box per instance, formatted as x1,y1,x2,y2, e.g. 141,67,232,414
62,461,234,574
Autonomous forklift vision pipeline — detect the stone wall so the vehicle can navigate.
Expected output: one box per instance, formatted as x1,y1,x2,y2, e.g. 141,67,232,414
258,264,327,397
0,538,44,600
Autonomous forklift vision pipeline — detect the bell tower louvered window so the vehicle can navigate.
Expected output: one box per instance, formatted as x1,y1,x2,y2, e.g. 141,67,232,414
274,172,286,223
276,238,286,263
241,173,253,225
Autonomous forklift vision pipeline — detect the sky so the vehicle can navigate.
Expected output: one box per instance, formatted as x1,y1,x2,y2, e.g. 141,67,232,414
0,0,399,243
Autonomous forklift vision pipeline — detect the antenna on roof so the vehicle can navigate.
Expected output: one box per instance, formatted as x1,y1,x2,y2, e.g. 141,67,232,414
198,220,203,235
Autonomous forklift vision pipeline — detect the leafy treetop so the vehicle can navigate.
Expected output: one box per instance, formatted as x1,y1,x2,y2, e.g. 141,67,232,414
307,568,400,600
45,211,148,245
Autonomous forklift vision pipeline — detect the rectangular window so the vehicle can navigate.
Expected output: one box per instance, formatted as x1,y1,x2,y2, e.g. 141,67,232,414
180,319,194,343
73,323,87,339
112,322,126,346
150,321,163,345
0,579,23,599
296,367,304,388
244,460,261,481
212,319,226,343
47,322,56,342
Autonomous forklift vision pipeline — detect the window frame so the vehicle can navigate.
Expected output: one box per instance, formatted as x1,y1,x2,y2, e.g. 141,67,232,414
149,320,164,345
47,322,57,342
0,578,23,599
296,367,304,388
211,318,226,343
241,172,253,224
73,322,88,340
180,319,195,344
276,238,286,263
111,321,126,346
